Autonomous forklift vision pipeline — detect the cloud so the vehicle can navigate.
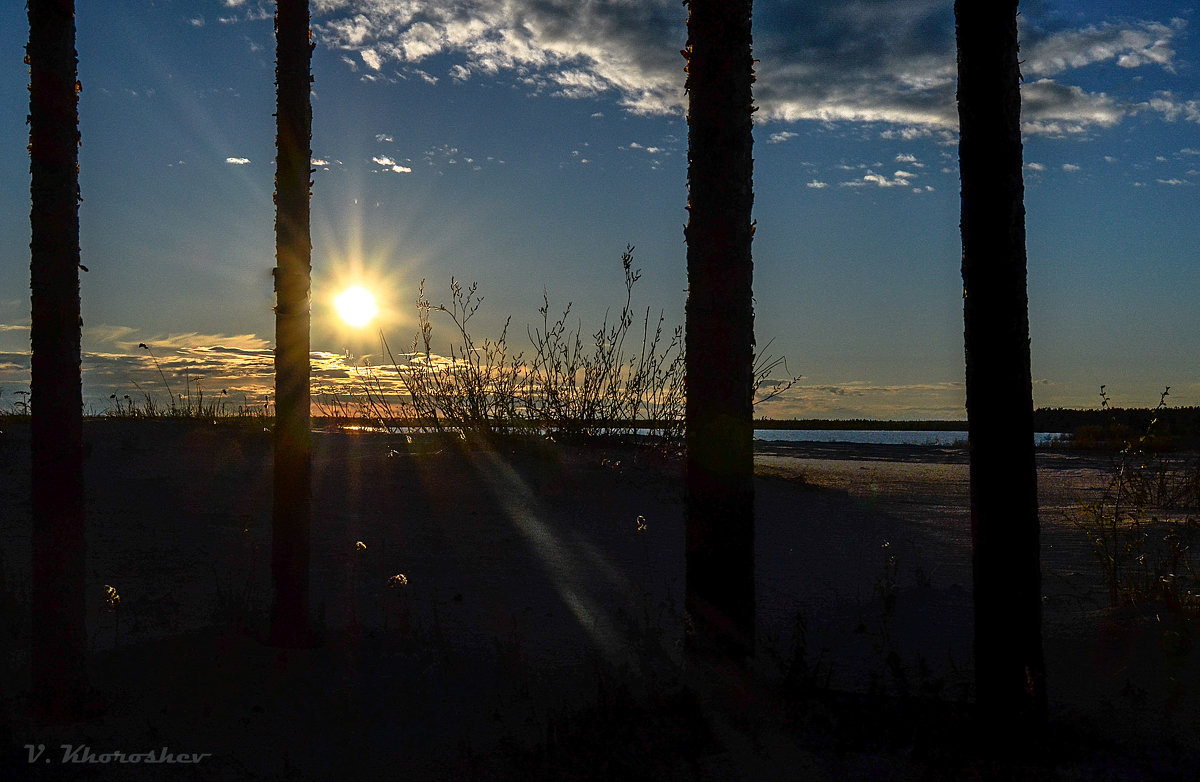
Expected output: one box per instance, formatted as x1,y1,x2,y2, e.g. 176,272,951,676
1026,162,1045,171
372,155,413,173
308,1,1185,138
1062,163,1081,172
1143,92,1200,124
768,131,799,144
225,157,251,165
408,68,438,85
1020,80,1124,136
843,169,916,188
361,48,383,71
806,180,828,189
625,141,664,154
1157,178,1187,186
753,380,967,420
1022,20,1178,76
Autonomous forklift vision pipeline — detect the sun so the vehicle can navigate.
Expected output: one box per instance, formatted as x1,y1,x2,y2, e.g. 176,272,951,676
334,286,378,328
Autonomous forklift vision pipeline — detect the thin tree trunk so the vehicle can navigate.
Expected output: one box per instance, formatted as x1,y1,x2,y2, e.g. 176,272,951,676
683,0,756,662
270,0,314,648
955,0,1047,733
28,0,89,722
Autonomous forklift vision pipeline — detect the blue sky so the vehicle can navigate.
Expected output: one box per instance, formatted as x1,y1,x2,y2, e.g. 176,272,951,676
1,0,1197,419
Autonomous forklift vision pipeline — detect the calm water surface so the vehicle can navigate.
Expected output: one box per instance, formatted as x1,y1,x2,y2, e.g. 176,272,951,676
753,429,1059,446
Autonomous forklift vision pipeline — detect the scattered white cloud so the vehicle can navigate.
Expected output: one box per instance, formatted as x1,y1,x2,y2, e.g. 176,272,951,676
224,157,250,165
372,155,412,173
895,153,917,163
1062,163,1081,172
1026,162,1045,171
844,169,916,188
625,141,664,154
768,131,799,144
188,16,205,27
806,180,828,189
312,158,331,167
1157,178,1187,186
361,48,383,71
375,133,393,143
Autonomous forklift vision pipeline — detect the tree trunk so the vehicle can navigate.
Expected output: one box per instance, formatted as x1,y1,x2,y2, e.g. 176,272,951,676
955,0,1047,733
28,0,89,722
270,0,314,648
683,0,756,662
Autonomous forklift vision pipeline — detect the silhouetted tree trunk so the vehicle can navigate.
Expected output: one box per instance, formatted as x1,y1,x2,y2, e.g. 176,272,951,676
28,0,89,722
270,0,314,647
955,0,1047,733
683,0,756,661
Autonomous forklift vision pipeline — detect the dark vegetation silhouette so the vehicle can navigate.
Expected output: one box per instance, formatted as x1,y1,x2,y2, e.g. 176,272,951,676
955,0,1048,736
682,0,757,662
27,0,90,723
270,0,315,648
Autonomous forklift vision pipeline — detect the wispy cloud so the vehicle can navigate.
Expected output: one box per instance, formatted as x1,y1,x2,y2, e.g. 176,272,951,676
225,156,251,165
754,380,966,420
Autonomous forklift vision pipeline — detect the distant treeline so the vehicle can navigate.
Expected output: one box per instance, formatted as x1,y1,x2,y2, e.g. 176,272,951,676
1032,406,1200,448
753,418,967,431
758,407,1200,449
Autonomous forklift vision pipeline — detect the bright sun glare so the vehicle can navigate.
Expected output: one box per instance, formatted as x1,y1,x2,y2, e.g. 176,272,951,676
335,286,378,328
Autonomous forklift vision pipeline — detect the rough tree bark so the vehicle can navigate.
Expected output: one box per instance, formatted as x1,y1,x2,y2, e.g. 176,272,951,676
28,0,90,723
955,0,1047,733
270,0,314,648
683,0,756,662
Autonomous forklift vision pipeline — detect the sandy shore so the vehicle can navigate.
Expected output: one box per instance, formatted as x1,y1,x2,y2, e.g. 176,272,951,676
1,421,1197,779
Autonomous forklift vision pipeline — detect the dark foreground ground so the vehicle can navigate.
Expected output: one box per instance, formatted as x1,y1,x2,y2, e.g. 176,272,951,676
1,420,1198,779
